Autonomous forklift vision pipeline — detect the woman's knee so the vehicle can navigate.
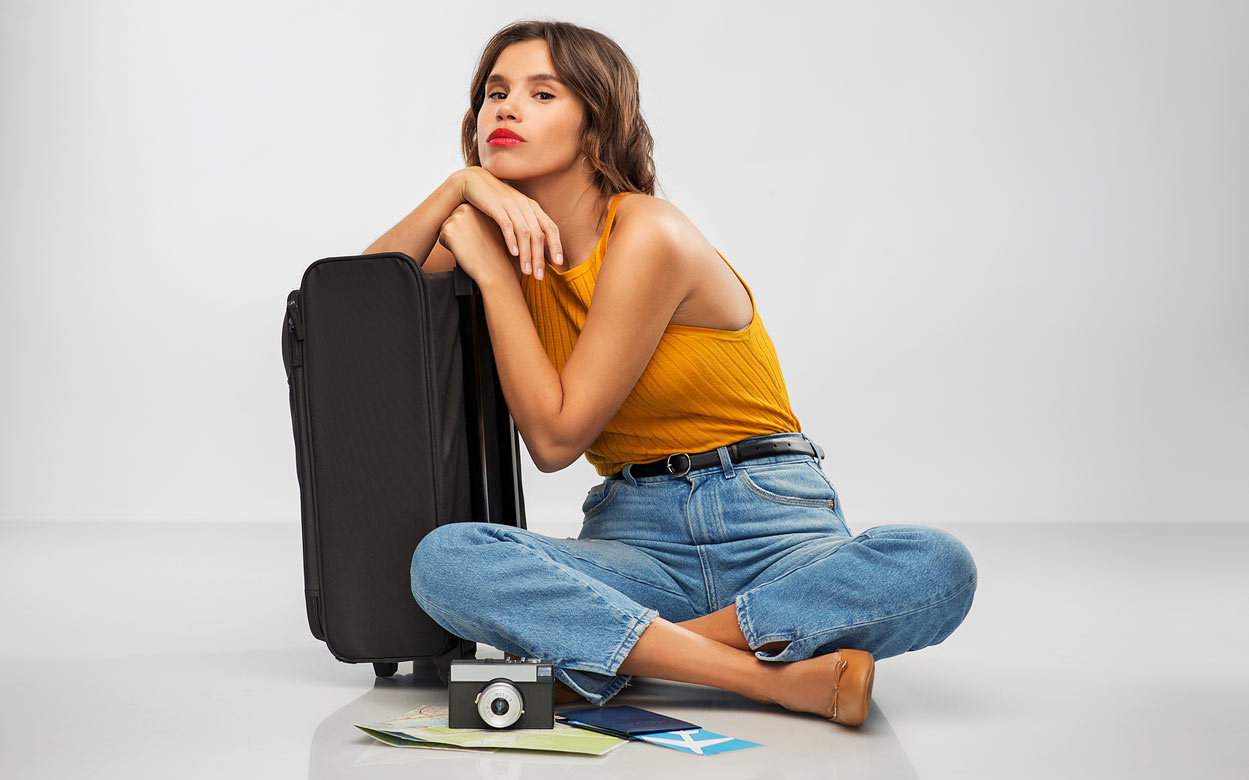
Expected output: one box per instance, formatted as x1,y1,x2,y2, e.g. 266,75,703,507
863,524,978,601
921,526,978,596
902,526,977,647
854,525,978,654
410,522,491,604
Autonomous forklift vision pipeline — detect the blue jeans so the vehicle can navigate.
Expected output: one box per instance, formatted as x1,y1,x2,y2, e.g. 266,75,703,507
410,432,978,706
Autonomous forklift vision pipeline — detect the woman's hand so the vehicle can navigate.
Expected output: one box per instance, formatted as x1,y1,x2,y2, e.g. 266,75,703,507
437,203,520,289
454,166,564,280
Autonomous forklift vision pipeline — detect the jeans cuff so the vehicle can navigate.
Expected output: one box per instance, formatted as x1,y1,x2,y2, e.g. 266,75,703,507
556,667,631,708
735,591,801,662
556,607,659,706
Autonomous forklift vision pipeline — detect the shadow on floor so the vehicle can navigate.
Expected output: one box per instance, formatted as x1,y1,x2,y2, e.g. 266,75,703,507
308,658,918,779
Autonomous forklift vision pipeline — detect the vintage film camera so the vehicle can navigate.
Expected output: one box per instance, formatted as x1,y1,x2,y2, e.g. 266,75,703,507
447,657,555,729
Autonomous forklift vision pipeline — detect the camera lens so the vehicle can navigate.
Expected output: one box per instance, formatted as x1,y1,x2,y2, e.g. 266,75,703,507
477,681,523,728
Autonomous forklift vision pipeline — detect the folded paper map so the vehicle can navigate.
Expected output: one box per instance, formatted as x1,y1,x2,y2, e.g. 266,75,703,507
354,705,627,756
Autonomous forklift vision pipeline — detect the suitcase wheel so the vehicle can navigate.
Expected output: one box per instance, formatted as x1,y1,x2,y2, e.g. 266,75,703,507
373,662,399,678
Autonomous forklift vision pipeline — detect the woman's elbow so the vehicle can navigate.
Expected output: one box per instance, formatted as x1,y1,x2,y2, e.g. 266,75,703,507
519,433,566,473
536,437,584,473
535,446,574,473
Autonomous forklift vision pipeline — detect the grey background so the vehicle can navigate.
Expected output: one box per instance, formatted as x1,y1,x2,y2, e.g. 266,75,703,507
1,0,1244,529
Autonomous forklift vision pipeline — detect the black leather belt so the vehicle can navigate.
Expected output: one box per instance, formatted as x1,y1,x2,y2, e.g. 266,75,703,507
609,434,825,479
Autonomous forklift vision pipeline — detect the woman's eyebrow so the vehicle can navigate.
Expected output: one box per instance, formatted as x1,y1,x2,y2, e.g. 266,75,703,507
486,73,563,86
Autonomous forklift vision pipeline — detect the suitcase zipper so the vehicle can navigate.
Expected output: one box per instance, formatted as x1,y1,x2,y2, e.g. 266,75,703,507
288,294,304,337
287,295,304,366
286,289,323,637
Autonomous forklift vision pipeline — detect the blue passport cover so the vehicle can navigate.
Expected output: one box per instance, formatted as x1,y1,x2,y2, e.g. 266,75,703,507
556,705,699,736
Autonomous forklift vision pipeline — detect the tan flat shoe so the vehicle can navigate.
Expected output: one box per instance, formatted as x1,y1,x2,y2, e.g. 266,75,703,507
823,648,875,727
503,652,583,704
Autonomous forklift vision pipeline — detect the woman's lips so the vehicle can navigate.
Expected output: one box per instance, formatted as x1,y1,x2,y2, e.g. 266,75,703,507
488,137,524,146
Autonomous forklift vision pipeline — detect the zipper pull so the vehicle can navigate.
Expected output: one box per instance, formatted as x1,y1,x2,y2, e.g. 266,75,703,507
287,295,305,340
287,293,305,367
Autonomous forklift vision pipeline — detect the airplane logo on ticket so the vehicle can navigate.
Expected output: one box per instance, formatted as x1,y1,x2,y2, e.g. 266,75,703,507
635,728,760,755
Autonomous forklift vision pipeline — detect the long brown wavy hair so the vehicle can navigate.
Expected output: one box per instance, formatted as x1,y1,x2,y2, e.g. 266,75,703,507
460,20,659,214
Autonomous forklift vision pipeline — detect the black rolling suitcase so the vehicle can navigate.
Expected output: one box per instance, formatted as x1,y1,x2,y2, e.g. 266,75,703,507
281,252,527,682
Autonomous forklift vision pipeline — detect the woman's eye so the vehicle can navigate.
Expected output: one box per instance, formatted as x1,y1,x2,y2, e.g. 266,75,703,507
486,91,555,100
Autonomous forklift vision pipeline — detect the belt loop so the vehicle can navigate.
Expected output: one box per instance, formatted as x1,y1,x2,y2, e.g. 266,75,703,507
622,463,639,487
717,445,736,479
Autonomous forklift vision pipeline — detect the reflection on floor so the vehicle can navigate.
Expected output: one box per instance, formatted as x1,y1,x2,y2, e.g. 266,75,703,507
0,520,1244,779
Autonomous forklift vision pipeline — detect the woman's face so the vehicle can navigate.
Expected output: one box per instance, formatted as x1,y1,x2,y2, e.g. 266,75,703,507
477,39,585,183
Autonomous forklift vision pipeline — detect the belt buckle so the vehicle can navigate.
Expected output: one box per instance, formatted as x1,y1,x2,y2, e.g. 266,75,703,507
666,452,691,476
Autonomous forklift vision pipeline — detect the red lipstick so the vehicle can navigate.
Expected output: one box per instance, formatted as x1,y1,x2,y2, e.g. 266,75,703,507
487,127,525,146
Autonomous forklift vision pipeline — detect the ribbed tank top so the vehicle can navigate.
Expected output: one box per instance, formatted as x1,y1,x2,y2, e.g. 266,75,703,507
519,192,802,476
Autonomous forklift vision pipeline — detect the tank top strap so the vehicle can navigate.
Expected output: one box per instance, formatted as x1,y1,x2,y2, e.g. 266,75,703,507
602,192,632,242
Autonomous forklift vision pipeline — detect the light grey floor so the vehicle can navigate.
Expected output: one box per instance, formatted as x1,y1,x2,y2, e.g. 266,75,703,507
2,520,1245,779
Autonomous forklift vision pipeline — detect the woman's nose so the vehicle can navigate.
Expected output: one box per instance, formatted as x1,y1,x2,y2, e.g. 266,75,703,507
496,100,519,120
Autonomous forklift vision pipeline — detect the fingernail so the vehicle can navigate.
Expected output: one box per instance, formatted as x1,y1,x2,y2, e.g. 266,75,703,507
555,253,563,265
524,263,531,274
511,245,518,255
536,267,544,280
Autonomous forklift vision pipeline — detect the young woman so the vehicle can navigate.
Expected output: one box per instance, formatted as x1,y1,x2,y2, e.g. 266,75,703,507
366,20,978,727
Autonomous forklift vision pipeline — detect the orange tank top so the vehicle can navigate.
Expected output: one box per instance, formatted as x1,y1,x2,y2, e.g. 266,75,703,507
519,192,803,476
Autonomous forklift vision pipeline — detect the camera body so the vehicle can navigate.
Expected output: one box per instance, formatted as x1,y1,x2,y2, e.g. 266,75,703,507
448,657,555,729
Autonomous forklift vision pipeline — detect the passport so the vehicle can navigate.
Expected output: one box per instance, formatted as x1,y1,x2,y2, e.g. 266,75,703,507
555,705,700,737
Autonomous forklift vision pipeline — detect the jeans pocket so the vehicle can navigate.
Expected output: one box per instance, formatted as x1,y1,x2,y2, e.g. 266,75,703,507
804,462,840,512
581,479,624,521
737,462,837,509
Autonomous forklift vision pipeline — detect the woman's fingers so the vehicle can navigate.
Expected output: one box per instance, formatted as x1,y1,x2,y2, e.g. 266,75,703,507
496,207,520,262
517,200,546,279
506,205,529,274
483,186,564,279
517,200,564,278
538,210,563,269
503,200,542,278
503,204,529,273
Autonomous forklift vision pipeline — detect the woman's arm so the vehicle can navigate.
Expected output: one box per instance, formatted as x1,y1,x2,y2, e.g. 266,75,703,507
363,173,464,266
473,199,694,472
365,167,565,277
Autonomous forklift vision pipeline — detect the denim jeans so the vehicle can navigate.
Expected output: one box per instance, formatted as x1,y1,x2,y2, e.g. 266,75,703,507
410,432,978,707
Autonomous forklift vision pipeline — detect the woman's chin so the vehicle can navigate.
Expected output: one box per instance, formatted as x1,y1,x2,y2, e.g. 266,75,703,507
481,161,523,181
481,160,574,189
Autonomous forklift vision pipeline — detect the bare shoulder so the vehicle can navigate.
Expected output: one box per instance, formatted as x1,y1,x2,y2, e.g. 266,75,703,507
615,193,698,236
611,193,752,331
611,194,717,264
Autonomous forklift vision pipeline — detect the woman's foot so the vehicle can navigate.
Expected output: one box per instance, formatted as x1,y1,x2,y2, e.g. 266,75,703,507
755,648,875,727
503,652,583,704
